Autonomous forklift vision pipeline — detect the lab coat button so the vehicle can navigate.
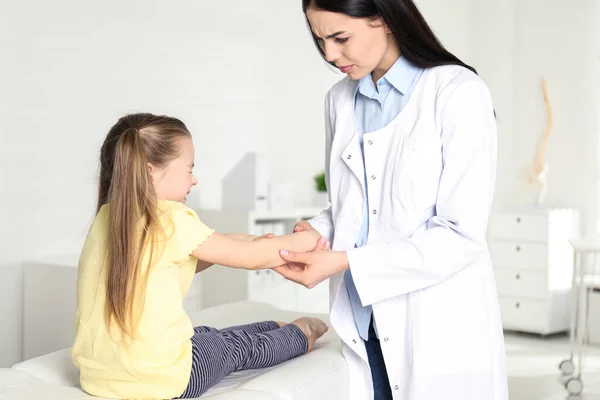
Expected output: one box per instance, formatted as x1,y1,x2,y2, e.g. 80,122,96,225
371,175,376,180
347,154,352,160
394,385,399,391
352,339,357,344
383,337,389,342
368,140,373,145
372,209,377,215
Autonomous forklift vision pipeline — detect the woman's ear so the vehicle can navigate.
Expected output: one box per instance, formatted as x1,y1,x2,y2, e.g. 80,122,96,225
370,17,391,33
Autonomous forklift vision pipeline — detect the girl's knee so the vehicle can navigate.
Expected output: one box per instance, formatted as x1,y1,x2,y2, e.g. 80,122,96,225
193,326,218,334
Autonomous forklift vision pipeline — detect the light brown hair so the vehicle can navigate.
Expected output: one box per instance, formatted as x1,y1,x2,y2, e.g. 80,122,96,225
98,113,191,337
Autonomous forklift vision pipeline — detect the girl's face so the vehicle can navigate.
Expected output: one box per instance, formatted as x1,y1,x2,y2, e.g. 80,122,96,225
306,8,399,81
150,136,197,203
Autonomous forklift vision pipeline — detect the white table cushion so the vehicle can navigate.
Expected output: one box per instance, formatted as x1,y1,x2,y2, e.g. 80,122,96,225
0,369,109,400
0,369,284,400
10,301,348,399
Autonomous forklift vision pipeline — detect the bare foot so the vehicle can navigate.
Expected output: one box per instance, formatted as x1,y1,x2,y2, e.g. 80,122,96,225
291,317,328,352
275,321,287,328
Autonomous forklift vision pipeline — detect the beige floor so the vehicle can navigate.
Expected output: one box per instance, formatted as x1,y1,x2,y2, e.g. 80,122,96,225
506,332,600,399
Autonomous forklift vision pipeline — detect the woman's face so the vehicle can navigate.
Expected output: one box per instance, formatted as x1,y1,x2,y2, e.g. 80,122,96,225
306,7,398,81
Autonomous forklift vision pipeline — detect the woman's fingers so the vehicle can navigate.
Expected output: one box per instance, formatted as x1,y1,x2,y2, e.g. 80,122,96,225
279,250,313,266
314,236,330,251
293,220,315,233
285,263,305,272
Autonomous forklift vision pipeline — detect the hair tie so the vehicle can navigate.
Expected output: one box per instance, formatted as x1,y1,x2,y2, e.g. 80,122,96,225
125,127,139,136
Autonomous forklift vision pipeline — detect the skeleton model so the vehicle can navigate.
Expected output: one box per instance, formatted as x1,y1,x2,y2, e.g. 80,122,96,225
521,78,553,206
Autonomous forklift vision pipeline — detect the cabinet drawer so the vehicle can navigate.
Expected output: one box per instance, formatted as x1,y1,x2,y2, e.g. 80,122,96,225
489,241,547,270
494,268,548,299
488,213,548,242
499,297,548,333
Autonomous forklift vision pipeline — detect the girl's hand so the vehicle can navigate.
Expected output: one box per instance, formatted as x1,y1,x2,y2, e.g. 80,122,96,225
253,233,274,241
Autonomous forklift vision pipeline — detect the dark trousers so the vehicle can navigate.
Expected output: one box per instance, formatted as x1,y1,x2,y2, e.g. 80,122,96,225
365,317,393,400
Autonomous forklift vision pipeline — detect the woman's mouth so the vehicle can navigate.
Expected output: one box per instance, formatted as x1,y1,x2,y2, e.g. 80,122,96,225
339,65,353,73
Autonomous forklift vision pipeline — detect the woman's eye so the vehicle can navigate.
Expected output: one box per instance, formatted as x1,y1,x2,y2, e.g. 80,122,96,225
335,37,349,44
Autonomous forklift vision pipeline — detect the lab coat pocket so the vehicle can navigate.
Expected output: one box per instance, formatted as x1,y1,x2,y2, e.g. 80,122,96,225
414,271,492,375
391,131,442,222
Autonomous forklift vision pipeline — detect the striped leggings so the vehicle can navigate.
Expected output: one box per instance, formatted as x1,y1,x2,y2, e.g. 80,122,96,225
176,321,308,399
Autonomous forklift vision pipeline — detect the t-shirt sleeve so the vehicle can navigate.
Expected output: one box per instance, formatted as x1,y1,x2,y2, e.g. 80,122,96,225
171,205,215,263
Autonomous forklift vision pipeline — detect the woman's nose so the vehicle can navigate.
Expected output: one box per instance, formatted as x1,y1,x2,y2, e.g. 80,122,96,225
323,42,340,63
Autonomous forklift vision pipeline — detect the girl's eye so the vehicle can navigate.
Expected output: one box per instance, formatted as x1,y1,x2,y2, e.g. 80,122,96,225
335,37,349,44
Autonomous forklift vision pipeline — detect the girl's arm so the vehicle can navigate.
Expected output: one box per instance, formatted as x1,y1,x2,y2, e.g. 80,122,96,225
191,230,321,271
224,233,257,241
194,233,275,273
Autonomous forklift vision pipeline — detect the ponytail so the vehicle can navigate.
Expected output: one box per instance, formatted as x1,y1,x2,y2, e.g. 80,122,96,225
98,113,191,338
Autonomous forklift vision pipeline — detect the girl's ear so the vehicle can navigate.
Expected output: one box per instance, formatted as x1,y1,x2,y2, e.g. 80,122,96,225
147,163,156,181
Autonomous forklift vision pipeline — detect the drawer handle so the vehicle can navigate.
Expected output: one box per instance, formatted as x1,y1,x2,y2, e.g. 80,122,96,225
516,245,521,252
515,274,521,280
515,302,521,309
516,217,521,223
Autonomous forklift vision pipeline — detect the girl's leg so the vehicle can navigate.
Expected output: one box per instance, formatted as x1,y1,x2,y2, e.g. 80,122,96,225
176,325,308,399
192,321,280,335
220,321,281,334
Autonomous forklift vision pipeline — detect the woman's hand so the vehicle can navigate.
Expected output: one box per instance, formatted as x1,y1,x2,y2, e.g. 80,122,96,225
293,220,315,233
274,249,348,288
286,220,323,271
285,236,330,272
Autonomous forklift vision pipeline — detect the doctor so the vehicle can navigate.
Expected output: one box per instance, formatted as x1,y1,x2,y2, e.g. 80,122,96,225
274,0,508,399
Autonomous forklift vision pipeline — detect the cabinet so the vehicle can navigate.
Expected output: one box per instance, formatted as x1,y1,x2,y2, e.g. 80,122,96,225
488,209,580,335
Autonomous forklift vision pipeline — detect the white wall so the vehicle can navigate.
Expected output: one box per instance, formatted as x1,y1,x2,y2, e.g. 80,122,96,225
0,0,339,367
473,0,598,236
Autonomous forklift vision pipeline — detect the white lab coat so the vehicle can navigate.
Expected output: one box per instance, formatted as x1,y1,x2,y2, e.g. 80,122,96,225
309,65,508,400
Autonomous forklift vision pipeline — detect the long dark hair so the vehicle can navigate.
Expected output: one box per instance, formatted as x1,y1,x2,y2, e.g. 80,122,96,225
302,0,477,75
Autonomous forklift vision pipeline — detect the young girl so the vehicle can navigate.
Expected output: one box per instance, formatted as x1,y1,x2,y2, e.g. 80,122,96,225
71,113,329,400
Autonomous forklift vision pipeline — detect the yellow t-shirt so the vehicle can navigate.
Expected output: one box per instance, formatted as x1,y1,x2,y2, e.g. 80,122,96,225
71,200,214,400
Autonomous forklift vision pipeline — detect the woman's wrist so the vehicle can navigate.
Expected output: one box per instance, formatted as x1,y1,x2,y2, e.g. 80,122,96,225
334,251,350,272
